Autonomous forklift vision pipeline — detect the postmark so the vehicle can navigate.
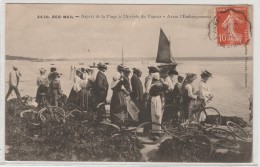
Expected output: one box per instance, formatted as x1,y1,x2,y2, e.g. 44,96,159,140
216,6,250,47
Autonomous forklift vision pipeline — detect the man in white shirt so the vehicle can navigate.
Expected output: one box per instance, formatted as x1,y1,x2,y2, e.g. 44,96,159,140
199,70,213,105
6,66,22,101
165,69,178,91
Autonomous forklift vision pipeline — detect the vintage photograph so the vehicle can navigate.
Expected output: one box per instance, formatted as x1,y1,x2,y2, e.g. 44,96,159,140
5,4,253,162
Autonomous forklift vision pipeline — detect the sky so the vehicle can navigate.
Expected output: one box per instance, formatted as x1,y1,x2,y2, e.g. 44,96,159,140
5,4,253,59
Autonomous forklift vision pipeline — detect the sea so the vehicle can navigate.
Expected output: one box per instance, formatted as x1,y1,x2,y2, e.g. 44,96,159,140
5,59,253,122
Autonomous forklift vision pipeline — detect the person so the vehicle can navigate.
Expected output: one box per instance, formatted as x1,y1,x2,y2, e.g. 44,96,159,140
149,72,168,139
93,63,109,122
165,69,178,91
131,68,144,122
143,66,160,116
48,67,59,82
198,70,213,103
181,73,198,123
197,70,213,123
162,69,179,122
49,72,63,107
85,67,97,112
79,70,90,111
35,68,49,106
122,67,132,93
172,75,184,127
117,64,125,76
6,66,22,101
143,66,160,122
110,72,130,124
67,69,82,106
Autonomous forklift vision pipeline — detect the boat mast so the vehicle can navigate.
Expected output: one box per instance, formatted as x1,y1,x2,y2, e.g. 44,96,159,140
122,46,124,65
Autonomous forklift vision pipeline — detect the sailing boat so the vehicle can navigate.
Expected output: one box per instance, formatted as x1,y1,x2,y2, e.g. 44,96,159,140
156,28,178,70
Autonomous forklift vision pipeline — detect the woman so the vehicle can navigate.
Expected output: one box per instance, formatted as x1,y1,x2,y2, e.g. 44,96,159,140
131,68,144,122
49,73,63,107
181,73,198,123
36,68,49,106
67,69,82,106
110,72,130,124
78,70,91,111
122,67,132,93
149,72,168,138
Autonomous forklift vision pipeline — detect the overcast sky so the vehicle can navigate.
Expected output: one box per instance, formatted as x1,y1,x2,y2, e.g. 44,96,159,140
5,4,253,59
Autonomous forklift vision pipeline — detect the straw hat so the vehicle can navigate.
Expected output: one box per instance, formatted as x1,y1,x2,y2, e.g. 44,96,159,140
39,68,47,74
201,70,213,78
97,62,107,70
186,73,197,81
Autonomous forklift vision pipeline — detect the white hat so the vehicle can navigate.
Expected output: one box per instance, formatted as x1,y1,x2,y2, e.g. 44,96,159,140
111,72,122,89
151,72,160,80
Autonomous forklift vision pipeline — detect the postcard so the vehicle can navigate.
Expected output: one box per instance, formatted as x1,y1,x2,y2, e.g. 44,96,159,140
2,3,255,165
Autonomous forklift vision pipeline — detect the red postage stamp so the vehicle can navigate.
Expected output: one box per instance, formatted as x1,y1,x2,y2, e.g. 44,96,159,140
216,6,250,46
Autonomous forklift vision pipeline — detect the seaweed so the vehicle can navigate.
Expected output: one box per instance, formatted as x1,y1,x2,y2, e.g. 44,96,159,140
5,98,144,161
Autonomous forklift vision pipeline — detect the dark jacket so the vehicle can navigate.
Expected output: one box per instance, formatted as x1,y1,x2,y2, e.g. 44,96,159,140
131,74,144,106
93,71,109,104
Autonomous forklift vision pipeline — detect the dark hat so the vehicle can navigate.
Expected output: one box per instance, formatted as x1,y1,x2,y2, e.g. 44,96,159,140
97,63,107,70
168,69,178,75
81,68,86,73
178,75,184,81
148,66,160,73
123,67,131,73
117,64,126,70
133,68,141,72
13,66,18,70
50,67,56,72
201,70,213,77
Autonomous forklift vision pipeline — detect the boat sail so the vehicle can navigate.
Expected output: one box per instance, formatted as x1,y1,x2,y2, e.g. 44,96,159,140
156,28,178,69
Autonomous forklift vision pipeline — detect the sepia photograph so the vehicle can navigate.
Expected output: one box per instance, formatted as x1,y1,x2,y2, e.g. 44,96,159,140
4,4,253,163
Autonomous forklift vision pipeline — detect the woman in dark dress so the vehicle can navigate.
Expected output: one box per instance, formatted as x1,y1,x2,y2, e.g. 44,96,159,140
110,72,130,124
67,69,82,106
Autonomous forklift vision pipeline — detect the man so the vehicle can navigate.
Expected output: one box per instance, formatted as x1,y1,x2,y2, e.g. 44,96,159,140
131,68,144,122
165,69,178,91
198,70,213,123
199,70,213,104
6,66,22,101
93,63,109,122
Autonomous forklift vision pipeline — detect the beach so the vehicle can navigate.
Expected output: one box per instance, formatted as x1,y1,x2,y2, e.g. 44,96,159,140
5,59,253,122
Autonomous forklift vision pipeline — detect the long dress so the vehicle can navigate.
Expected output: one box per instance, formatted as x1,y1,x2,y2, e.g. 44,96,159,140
110,80,128,124
49,78,63,107
181,83,197,122
131,74,144,122
79,76,90,111
67,75,81,106
149,80,168,133
35,75,49,105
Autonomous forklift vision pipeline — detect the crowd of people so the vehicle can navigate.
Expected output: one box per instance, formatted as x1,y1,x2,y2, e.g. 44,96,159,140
6,63,214,136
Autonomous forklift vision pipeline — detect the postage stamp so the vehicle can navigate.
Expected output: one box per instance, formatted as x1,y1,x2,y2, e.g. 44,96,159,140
216,6,250,47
